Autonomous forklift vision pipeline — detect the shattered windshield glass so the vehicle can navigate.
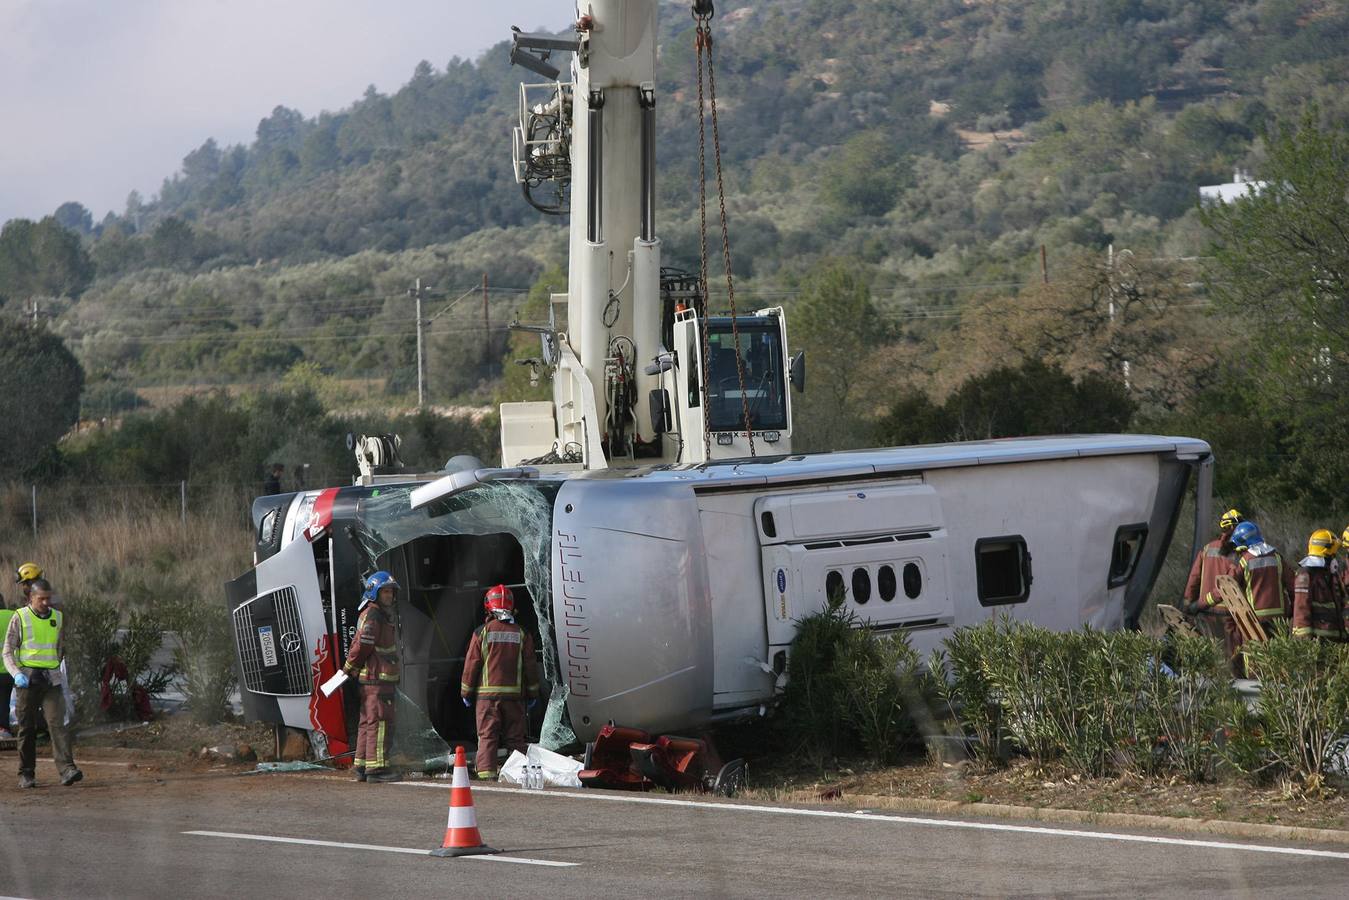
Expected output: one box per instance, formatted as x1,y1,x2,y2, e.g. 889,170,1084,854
351,479,574,752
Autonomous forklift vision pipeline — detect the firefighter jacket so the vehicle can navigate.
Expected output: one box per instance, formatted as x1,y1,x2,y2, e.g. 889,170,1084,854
1237,543,1294,623
343,603,399,687
1293,558,1347,641
1185,538,1241,611
460,618,540,701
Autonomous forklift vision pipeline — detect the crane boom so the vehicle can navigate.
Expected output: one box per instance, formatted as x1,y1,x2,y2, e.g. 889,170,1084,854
505,1,800,469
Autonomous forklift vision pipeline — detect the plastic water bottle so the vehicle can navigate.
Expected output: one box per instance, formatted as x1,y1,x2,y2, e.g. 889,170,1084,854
528,763,543,790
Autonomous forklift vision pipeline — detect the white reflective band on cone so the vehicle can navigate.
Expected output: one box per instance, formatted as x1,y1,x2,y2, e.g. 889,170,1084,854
452,767,470,788
448,806,478,829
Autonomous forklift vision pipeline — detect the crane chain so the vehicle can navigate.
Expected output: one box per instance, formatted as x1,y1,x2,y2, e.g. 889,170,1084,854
695,8,756,458
694,15,713,461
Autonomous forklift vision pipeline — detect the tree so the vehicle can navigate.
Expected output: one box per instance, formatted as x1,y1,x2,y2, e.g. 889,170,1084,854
0,217,95,303
148,217,196,268
1200,112,1349,509
819,131,909,219
0,325,84,474
790,259,884,451
1202,111,1349,370
874,361,1134,446
52,202,94,235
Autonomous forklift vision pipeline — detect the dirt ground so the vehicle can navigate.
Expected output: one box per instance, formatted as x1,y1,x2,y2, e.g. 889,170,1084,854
75,715,276,765
745,753,1349,831
18,714,1349,834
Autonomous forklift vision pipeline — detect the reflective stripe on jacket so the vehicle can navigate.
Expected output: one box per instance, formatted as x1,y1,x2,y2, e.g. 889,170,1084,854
460,619,540,700
343,604,399,686
17,607,63,669
1293,561,1346,640
1238,547,1292,621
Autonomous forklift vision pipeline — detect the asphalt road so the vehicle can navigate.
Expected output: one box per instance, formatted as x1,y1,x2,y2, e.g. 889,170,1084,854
2,758,1349,898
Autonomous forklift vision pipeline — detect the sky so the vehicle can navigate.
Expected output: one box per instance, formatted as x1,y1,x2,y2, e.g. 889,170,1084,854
0,0,570,225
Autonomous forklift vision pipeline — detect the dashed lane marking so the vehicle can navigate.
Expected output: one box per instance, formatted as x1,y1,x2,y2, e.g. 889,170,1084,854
397,782,1349,862
182,830,579,867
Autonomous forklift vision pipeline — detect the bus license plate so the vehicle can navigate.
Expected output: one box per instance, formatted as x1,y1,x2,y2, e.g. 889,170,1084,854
258,625,279,667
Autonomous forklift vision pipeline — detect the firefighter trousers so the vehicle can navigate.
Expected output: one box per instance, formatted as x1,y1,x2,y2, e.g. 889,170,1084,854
474,698,527,776
355,686,396,772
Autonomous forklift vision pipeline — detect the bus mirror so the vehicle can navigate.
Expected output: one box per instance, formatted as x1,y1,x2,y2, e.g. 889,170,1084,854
790,350,806,393
648,389,670,435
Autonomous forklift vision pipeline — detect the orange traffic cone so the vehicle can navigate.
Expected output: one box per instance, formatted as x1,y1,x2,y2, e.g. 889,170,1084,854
431,745,498,857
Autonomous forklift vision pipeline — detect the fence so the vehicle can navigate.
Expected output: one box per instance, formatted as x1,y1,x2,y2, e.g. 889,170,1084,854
13,480,316,538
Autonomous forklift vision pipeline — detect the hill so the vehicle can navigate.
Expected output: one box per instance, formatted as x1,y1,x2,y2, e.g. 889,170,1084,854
2,0,1349,504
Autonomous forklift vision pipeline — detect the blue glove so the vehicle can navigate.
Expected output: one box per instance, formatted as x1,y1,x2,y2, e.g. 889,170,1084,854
14,673,29,688
462,697,471,708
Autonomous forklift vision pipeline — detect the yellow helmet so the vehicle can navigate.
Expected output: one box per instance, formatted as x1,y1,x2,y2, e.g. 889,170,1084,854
14,562,42,584
1308,529,1339,560
1218,508,1243,531
1341,526,1349,551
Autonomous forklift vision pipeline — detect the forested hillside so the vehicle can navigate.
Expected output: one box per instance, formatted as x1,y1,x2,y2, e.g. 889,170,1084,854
3,0,1349,510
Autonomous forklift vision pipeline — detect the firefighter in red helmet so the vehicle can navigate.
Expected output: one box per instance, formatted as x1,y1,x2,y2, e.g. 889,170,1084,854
460,584,540,779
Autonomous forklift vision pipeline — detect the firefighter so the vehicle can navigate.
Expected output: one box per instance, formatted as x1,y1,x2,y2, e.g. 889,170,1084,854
1230,520,1296,632
1338,526,1349,597
1293,529,1347,641
1181,508,1244,660
2,579,81,788
460,584,540,780
341,571,401,783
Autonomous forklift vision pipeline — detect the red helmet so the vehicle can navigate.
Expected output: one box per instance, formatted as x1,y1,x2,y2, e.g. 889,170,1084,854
485,584,515,613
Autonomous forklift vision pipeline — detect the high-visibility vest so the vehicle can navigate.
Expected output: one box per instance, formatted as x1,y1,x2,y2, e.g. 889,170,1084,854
16,607,62,669
0,609,13,643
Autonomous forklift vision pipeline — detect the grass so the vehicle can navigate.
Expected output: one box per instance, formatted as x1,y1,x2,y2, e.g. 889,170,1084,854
0,485,252,608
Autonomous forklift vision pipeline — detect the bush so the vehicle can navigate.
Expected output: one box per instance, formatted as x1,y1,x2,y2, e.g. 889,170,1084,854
781,606,936,765
61,594,173,724
162,594,238,724
934,619,1001,766
1238,634,1349,790
944,619,1233,780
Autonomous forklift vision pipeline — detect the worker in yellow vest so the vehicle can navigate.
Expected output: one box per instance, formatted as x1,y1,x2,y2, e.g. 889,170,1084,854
0,592,15,740
2,578,81,788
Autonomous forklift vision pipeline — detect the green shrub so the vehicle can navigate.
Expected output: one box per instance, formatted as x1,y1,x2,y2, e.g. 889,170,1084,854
61,594,173,723
780,605,855,765
1240,634,1349,789
952,619,1231,780
935,619,1001,765
63,593,121,723
1143,633,1234,781
162,594,238,724
781,606,936,765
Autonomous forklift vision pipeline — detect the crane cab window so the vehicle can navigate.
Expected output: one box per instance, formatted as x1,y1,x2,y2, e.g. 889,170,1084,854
705,317,787,431
976,536,1032,606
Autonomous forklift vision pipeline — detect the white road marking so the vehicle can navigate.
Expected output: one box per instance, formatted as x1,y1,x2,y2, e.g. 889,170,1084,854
399,782,1349,862
182,830,578,867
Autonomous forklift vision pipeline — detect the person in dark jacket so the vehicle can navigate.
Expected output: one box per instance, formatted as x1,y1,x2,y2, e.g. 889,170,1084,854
262,463,285,495
1293,529,1347,641
342,571,401,783
460,584,540,779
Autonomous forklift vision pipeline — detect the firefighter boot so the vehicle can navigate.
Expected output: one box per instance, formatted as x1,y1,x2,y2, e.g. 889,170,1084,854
366,768,402,783
353,766,367,782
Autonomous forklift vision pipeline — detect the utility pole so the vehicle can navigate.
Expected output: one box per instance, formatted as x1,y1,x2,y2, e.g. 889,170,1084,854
409,278,427,408
481,273,490,371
